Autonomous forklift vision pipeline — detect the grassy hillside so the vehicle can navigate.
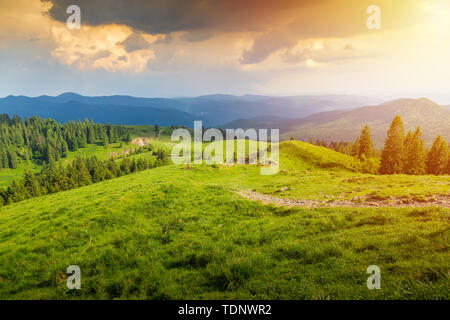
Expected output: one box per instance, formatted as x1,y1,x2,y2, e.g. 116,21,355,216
0,141,448,299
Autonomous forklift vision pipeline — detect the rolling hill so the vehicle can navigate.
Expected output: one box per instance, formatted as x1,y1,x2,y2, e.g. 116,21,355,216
0,141,448,299
225,98,450,147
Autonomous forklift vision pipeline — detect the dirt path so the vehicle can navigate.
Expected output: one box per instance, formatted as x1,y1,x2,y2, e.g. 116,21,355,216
236,190,450,208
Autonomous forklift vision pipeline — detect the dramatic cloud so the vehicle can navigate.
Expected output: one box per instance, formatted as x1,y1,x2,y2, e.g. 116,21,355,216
241,0,425,64
43,0,321,34
40,0,428,66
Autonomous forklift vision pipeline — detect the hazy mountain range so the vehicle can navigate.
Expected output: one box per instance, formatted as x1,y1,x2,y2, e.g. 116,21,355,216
225,98,450,147
0,93,448,146
0,93,379,127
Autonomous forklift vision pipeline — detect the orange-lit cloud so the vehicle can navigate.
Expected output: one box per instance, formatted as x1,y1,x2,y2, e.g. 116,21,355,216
50,24,157,72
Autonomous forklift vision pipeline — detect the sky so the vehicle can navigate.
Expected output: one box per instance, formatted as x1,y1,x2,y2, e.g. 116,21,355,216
0,0,449,103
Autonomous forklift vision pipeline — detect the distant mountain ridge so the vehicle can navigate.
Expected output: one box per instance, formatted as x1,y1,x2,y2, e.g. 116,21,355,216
0,95,195,126
1,94,446,146
224,98,450,147
0,93,380,127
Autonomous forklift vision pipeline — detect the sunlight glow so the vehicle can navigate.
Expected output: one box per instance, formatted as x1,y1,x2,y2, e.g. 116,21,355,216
421,0,450,35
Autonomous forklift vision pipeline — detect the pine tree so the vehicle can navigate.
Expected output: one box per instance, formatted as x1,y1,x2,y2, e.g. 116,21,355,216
61,140,69,158
102,132,109,147
107,158,120,177
403,130,414,173
426,136,448,175
72,136,79,151
380,115,405,174
87,121,96,144
0,188,8,206
0,149,7,168
351,137,360,157
23,170,41,197
78,135,87,148
8,180,27,202
120,157,131,174
446,147,450,174
7,149,17,169
44,143,55,163
358,125,374,159
403,126,426,175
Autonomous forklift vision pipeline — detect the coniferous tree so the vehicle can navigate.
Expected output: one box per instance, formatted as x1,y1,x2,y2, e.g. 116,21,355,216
7,149,17,169
446,147,450,174
107,158,120,177
44,143,55,163
358,125,374,159
77,135,87,148
23,170,41,198
403,126,426,175
0,114,130,162
0,149,8,168
72,136,79,151
8,180,27,202
426,136,448,175
120,157,131,174
102,132,109,147
403,130,414,173
0,188,8,206
380,115,405,174
87,125,95,144
351,137,360,157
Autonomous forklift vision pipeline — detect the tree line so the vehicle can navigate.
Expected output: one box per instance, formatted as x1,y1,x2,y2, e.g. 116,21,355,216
378,115,449,175
0,114,129,169
0,149,168,207
308,115,449,175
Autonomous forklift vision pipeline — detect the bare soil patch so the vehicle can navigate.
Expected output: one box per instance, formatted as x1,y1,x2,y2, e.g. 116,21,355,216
236,190,450,208
131,137,153,147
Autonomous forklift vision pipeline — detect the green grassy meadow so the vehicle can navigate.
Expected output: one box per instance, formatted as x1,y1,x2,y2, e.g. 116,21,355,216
0,161,42,188
0,141,448,299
